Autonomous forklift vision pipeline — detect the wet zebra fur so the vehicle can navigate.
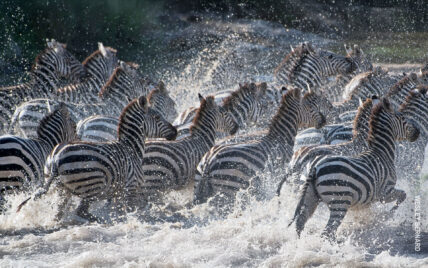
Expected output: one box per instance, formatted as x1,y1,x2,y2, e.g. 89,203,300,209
17,96,177,221
193,88,326,207
273,42,356,93
0,40,85,133
138,94,239,204
9,61,152,138
289,98,420,240
277,96,377,195
175,82,276,139
54,42,118,104
0,104,76,211
76,85,177,143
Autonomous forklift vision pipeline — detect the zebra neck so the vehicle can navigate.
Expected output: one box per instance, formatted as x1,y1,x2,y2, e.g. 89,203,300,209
264,116,298,146
120,136,146,158
30,64,61,95
189,124,217,150
368,130,396,162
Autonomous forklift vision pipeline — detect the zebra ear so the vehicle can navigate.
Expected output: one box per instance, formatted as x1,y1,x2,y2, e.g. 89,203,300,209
353,44,361,55
381,97,391,111
198,93,205,102
138,96,149,111
358,98,363,106
344,44,352,55
280,86,288,95
98,42,107,57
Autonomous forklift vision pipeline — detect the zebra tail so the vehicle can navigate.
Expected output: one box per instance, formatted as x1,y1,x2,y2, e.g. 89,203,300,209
276,169,292,196
288,167,320,237
16,146,62,213
193,170,213,205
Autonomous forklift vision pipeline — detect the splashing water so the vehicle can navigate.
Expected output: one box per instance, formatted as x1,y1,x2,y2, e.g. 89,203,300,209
1,18,427,267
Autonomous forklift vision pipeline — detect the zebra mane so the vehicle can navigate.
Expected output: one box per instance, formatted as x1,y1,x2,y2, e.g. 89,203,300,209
98,66,125,98
222,82,257,109
32,47,60,72
387,73,418,97
352,98,373,137
367,98,393,145
82,47,117,66
117,96,147,140
190,96,215,133
274,42,316,82
399,85,428,111
37,103,72,140
268,88,300,128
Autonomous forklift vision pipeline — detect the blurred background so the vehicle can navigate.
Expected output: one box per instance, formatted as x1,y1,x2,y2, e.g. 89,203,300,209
1,0,428,83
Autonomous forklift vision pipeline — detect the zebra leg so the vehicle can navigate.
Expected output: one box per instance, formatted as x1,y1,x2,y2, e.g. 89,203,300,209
76,198,99,223
291,179,320,237
193,172,214,205
322,204,349,241
55,189,72,221
381,188,406,212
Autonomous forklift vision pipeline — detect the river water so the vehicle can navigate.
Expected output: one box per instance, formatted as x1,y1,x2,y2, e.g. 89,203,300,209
1,18,427,267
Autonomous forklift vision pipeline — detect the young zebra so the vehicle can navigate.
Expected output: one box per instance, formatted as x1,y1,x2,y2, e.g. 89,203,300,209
0,40,85,133
54,42,118,104
9,61,153,138
273,42,356,93
137,94,239,204
18,96,177,221
193,88,326,207
175,82,276,139
0,104,76,211
76,85,177,143
290,98,420,240
277,96,378,195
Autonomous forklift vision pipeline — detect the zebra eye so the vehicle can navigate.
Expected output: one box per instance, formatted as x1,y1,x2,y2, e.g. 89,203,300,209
328,55,333,59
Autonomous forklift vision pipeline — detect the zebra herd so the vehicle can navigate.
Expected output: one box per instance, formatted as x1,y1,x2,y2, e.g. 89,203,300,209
1,39,427,241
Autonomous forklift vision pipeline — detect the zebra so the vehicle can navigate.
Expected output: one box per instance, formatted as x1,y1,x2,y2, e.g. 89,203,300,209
289,97,420,240
17,96,178,221
322,44,373,102
193,88,326,208
76,84,177,143
273,42,357,94
54,42,119,104
0,103,76,211
0,40,85,133
137,94,239,204
173,82,283,127
277,96,378,195
9,61,153,138
174,82,277,139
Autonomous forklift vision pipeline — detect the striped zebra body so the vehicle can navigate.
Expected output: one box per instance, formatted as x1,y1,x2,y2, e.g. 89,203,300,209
193,89,326,206
277,97,376,195
10,62,154,138
290,98,420,239
0,104,76,210
0,40,85,133
274,42,357,93
76,85,177,142
33,96,177,221
138,94,239,203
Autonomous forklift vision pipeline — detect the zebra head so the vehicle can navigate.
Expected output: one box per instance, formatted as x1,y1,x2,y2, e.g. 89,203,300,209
36,103,77,148
147,81,177,122
345,44,373,74
300,90,327,129
193,94,239,136
399,85,428,139
369,98,420,146
44,39,86,83
118,96,177,144
82,42,118,82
